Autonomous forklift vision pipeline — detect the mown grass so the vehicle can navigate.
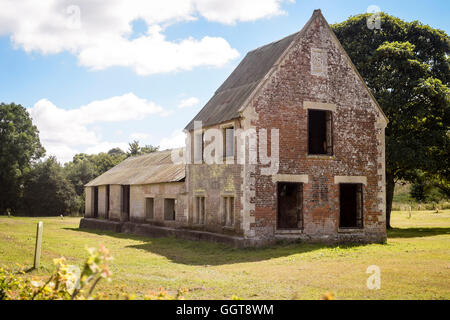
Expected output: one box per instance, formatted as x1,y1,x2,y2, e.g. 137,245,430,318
0,210,449,300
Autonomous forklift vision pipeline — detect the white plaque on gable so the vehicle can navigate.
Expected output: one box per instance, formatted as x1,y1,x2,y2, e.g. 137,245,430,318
310,48,327,77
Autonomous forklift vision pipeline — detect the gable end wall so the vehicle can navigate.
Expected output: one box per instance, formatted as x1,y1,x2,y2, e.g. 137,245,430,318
245,13,386,243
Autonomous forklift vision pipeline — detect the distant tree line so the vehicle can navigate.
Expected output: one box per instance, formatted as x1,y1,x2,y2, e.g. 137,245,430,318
0,102,158,217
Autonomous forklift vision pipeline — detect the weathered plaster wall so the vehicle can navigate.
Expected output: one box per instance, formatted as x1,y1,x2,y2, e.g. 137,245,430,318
109,184,122,221
129,182,186,226
186,120,244,236
97,185,107,219
85,187,93,218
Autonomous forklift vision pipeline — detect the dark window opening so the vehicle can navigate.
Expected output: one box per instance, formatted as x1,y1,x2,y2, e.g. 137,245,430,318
224,127,235,158
164,198,176,221
93,186,98,218
145,198,154,220
121,185,130,221
308,109,333,155
277,183,303,229
195,196,205,224
339,184,363,228
222,196,234,227
106,185,110,219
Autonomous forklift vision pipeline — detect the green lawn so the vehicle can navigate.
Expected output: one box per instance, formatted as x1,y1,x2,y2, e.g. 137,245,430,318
1,211,449,300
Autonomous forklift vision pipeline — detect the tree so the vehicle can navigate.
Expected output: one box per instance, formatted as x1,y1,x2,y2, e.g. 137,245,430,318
332,13,450,228
64,151,127,205
107,147,125,156
127,140,159,157
128,140,140,156
22,157,76,216
411,171,449,203
0,103,45,213
141,144,159,154
64,158,97,196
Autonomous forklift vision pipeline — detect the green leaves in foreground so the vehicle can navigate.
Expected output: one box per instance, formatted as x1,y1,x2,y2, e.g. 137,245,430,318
0,244,188,300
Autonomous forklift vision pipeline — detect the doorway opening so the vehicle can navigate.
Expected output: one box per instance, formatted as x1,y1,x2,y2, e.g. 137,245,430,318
339,183,363,228
121,185,130,221
164,198,176,221
93,186,98,218
106,185,110,219
277,183,303,229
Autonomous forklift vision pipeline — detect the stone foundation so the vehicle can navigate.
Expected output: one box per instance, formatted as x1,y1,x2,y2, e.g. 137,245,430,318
79,218,385,247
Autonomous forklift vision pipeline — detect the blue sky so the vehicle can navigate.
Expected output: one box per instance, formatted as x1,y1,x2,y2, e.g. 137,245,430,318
0,0,448,163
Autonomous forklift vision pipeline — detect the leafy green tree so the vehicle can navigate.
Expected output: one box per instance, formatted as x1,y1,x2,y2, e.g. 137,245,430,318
64,158,97,196
141,144,159,154
128,140,140,156
332,13,450,228
410,181,426,202
411,171,449,203
22,157,76,216
65,152,127,195
0,103,45,213
107,147,125,156
127,140,159,157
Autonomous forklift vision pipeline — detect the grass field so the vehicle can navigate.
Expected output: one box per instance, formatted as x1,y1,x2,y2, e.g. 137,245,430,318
1,210,449,300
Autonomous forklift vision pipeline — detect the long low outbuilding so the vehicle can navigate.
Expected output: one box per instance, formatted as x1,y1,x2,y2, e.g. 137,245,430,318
84,149,187,225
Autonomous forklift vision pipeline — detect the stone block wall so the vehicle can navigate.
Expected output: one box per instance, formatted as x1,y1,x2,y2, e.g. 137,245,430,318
129,182,186,226
186,120,245,236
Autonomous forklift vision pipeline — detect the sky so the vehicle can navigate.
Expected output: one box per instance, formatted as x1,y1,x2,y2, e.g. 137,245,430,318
0,0,448,164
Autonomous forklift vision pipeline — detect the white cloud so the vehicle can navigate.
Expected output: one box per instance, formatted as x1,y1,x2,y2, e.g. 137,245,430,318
44,144,80,165
28,93,166,163
84,142,129,156
78,27,239,75
195,0,287,24
178,97,200,108
129,132,151,141
74,93,164,123
0,0,290,75
159,129,187,150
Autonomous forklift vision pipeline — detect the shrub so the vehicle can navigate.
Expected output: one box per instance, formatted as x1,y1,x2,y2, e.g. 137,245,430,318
1,244,112,300
0,244,188,300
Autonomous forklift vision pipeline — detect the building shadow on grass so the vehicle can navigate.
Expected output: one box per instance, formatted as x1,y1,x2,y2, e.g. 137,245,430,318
388,227,450,239
64,227,367,266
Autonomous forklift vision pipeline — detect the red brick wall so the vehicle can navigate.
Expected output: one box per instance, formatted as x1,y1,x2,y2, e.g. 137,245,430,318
247,14,386,243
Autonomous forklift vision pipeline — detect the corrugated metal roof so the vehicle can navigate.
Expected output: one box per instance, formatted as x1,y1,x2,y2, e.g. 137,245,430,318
85,149,185,186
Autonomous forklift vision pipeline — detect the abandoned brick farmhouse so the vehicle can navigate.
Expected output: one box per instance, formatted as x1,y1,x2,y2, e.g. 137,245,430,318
81,10,388,246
